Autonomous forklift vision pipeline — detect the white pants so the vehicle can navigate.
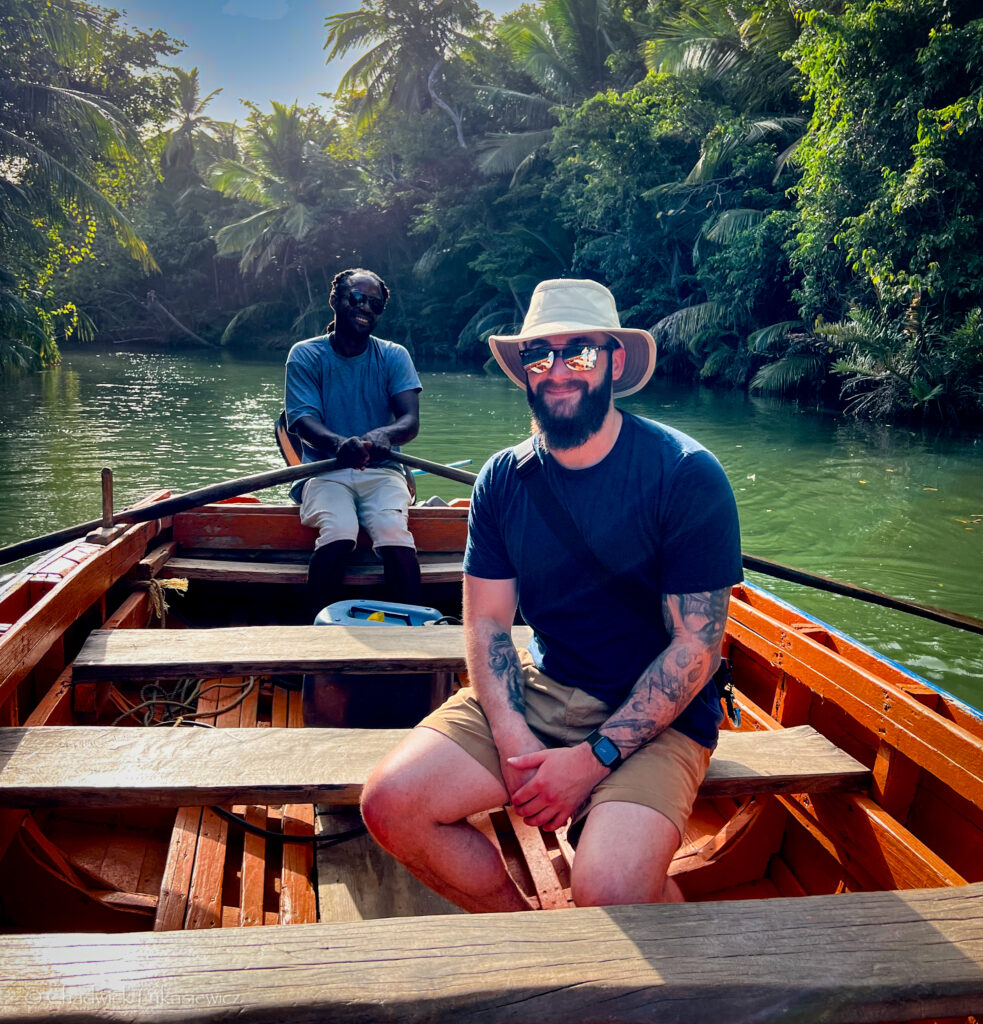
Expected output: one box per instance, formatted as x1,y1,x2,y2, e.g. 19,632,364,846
299,468,414,551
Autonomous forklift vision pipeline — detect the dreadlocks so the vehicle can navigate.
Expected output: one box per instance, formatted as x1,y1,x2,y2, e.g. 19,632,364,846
325,268,390,334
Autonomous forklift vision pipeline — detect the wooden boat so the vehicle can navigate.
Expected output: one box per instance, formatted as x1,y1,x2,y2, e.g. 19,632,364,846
0,492,981,1023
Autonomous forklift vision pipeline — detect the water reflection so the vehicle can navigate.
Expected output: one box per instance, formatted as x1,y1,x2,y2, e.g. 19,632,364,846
0,350,979,707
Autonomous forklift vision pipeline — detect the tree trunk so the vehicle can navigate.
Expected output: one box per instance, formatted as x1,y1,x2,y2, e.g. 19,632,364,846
428,60,466,150
145,292,218,349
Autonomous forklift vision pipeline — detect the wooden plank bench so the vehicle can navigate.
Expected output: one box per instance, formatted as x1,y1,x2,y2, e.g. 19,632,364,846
0,724,870,808
72,625,534,682
1,881,981,1022
159,554,464,587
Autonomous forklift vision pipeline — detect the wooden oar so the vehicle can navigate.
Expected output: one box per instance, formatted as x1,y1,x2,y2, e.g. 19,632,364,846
0,451,477,567
3,452,980,638
741,554,983,637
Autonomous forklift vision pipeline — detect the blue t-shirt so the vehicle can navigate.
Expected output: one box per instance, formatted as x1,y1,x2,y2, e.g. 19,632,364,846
284,333,422,502
464,413,743,748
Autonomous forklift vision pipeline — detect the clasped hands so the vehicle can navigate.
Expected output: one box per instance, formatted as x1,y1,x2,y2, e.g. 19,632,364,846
334,428,392,469
504,740,610,833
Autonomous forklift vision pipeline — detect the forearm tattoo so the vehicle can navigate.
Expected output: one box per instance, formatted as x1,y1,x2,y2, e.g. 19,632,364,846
609,589,730,754
488,631,525,714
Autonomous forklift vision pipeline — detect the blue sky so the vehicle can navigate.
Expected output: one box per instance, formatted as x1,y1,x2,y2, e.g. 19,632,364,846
118,0,516,124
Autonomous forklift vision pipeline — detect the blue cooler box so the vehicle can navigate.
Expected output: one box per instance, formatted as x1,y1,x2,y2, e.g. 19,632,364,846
314,599,444,627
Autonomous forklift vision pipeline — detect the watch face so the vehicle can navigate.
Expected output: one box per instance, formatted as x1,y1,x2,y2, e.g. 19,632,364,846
593,735,620,767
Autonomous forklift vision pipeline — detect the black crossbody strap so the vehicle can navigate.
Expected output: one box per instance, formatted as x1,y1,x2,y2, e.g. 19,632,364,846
512,438,658,620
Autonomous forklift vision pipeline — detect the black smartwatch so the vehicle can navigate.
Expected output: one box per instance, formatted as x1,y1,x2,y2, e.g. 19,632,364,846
584,729,622,770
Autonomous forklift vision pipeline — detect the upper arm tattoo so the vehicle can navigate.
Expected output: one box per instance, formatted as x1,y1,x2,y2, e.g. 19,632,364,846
665,589,730,651
488,630,525,714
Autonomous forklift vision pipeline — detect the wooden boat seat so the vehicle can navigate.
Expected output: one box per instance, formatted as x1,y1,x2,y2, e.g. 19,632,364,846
0,724,870,808
159,553,464,587
4,881,982,1022
72,625,535,682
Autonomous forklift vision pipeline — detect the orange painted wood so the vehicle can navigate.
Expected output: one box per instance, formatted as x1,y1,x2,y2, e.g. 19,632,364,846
780,811,866,895
102,589,155,632
182,806,228,929
770,672,812,727
239,806,267,928
280,688,317,926
0,516,164,705
726,684,968,894
673,798,786,900
769,854,809,898
131,542,178,581
172,503,468,553
0,581,30,625
780,790,966,891
727,596,983,811
156,680,223,932
871,741,921,824
906,775,983,884
505,807,570,910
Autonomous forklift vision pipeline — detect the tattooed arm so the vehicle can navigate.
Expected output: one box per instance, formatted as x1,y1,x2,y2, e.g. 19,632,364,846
596,587,730,757
463,573,546,799
508,587,730,831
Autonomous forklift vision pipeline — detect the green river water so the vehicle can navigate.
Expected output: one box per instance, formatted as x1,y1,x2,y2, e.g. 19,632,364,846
0,349,980,709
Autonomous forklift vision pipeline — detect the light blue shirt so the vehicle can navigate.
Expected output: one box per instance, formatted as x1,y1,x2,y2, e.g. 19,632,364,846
284,333,421,502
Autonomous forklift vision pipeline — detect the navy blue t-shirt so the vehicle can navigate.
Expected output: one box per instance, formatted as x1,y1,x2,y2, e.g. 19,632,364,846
464,412,743,749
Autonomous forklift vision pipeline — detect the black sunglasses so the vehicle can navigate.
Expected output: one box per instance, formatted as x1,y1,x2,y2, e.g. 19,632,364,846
347,289,386,315
519,342,615,375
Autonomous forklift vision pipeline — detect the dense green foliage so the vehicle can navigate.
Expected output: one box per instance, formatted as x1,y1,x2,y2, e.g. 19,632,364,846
4,0,982,422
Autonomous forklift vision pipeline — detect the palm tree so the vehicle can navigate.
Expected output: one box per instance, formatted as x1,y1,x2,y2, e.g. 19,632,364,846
159,67,224,190
324,0,484,146
474,0,637,178
207,101,362,340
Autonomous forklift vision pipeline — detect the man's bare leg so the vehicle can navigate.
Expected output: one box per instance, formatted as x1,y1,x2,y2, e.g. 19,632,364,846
361,727,533,913
570,801,683,906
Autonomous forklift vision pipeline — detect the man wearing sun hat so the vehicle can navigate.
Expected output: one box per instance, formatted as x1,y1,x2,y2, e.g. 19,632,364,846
362,278,742,911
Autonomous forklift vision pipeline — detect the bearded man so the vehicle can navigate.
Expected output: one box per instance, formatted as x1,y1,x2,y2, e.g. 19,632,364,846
361,278,742,910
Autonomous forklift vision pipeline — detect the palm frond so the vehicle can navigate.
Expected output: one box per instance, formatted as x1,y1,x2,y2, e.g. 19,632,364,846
750,353,825,393
476,129,554,175
746,320,804,353
214,207,284,255
652,301,731,352
704,208,766,244
471,85,555,127
0,127,155,271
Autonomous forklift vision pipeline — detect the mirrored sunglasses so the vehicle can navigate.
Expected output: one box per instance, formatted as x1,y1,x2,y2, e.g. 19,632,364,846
519,343,615,375
347,289,386,315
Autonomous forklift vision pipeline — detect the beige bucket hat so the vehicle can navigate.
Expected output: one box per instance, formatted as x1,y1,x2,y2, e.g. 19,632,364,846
488,279,657,398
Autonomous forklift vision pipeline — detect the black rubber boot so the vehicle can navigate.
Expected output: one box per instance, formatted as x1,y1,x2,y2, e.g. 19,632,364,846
378,545,422,606
306,539,355,621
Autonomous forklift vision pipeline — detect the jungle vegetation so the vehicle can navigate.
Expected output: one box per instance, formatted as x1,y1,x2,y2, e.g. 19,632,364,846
3,0,982,423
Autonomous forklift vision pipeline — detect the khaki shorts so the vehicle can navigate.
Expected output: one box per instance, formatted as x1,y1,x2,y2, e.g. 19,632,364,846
300,467,414,550
418,650,712,839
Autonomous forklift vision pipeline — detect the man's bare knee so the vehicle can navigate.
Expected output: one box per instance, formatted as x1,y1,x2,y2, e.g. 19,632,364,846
360,769,412,850
570,801,681,907
571,870,671,907
360,727,506,853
